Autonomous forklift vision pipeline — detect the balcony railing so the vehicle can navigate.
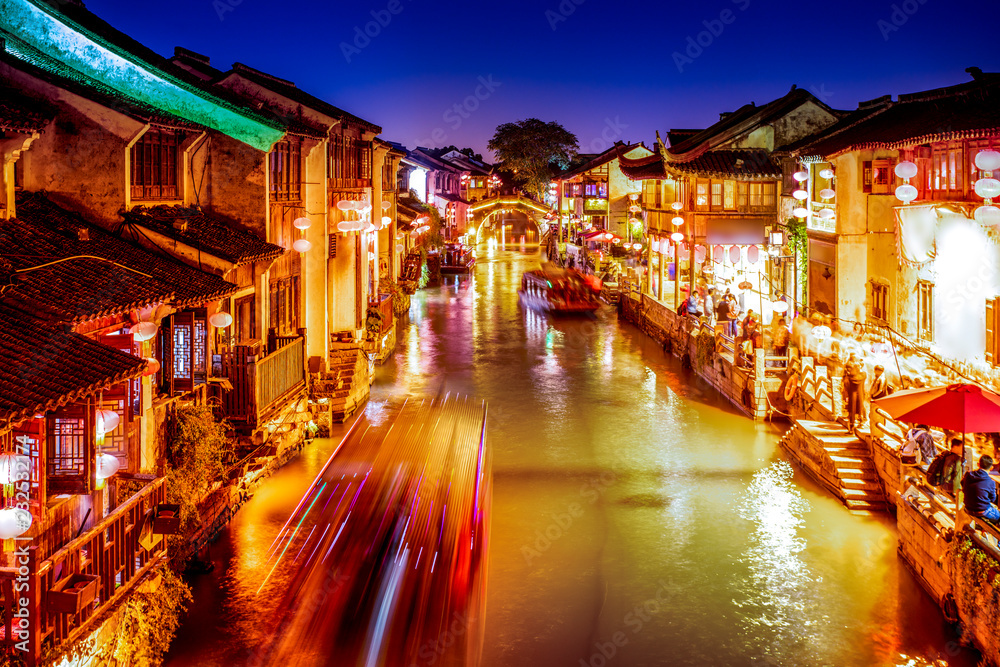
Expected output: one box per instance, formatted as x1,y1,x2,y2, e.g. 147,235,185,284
221,336,306,429
0,478,168,664
368,294,394,336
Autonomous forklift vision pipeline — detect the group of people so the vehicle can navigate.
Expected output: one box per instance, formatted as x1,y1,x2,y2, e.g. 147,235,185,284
903,425,1000,525
680,287,791,368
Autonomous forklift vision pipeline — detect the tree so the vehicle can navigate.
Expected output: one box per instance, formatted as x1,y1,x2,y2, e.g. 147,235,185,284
488,119,578,199
430,145,484,162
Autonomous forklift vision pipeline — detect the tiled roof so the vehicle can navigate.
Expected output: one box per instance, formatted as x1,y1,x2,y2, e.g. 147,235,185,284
0,86,54,133
229,62,382,134
556,143,646,180
0,305,146,429
782,76,1000,158
122,204,285,266
618,148,780,180
3,192,237,323
435,193,470,205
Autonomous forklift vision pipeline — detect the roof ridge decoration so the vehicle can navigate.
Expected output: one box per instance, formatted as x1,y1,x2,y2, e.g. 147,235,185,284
0,0,286,151
232,61,296,88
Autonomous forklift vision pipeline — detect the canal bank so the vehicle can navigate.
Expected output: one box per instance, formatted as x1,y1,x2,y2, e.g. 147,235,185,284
166,245,976,667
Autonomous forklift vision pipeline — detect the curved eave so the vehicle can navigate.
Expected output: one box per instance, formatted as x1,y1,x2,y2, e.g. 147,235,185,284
1,0,286,151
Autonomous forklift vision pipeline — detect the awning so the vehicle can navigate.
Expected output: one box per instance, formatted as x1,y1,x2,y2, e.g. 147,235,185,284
580,230,607,240
705,218,766,245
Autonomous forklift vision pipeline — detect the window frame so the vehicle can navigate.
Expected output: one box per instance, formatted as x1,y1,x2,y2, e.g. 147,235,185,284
917,280,934,342
131,128,181,201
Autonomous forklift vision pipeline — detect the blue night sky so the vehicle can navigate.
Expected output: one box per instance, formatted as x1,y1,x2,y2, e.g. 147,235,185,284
88,0,996,160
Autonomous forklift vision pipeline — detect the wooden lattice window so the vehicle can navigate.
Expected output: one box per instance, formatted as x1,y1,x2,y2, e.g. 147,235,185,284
131,128,180,201
47,402,92,494
270,139,302,202
11,419,43,499
987,298,1000,367
917,281,934,342
163,311,208,394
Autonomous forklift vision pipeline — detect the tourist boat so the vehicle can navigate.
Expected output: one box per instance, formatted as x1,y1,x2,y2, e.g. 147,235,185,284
519,265,601,314
440,243,476,274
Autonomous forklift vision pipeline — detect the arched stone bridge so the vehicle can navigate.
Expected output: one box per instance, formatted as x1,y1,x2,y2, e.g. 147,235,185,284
468,194,551,241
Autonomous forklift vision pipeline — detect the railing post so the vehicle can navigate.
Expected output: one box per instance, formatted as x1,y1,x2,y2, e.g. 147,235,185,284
831,375,844,420
754,348,766,379
26,545,40,665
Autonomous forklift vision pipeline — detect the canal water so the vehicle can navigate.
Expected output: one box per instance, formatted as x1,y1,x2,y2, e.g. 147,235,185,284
166,244,975,667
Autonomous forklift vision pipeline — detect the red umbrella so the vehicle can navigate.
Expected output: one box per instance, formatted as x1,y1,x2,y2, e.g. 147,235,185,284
873,383,1000,433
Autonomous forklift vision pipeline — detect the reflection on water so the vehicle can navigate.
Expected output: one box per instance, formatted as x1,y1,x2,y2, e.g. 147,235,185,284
167,245,978,667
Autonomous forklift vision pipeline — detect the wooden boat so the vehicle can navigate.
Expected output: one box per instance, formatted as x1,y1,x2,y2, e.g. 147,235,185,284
440,243,476,274
519,264,601,314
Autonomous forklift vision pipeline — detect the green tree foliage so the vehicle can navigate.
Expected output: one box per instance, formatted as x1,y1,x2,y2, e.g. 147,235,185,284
488,119,578,199
107,565,193,665
429,145,484,162
165,404,232,534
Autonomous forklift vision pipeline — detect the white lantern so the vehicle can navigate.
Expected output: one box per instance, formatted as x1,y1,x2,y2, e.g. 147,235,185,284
381,216,392,228
670,202,683,211
603,233,614,241
364,221,377,233
770,300,789,314
671,216,684,226
396,244,405,253
209,311,233,328
792,189,808,201
975,178,1000,200
818,208,835,219
95,453,121,480
895,184,918,203
129,321,158,342
670,232,684,243
336,221,353,233
793,170,809,182
293,217,311,230
976,150,1000,172
96,408,120,433
894,161,918,180
629,205,641,213
381,201,392,211
416,215,430,225
0,454,31,485
792,207,810,219
975,205,1000,226
819,188,835,200
811,325,832,341
292,239,313,253
628,217,640,225
0,507,32,539
628,193,639,201
819,168,835,180
336,200,353,211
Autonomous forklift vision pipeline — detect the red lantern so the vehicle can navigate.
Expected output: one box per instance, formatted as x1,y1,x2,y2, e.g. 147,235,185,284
747,245,760,264
713,245,724,264
728,246,741,263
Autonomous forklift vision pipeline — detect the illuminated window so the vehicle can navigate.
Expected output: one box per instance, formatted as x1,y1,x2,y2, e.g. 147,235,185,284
270,139,302,202
131,128,180,200
723,180,735,210
695,180,709,209
329,135,372,188
164,310,209,393
871,282,889,321
710,182,722,208
737,181,748,209
917,281,933,342
987,297,1000,367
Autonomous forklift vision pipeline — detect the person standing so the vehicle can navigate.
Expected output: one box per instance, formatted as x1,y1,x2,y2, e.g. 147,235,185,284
716,294,732,335
963,455,1000,523
726,293,740,338
843,352,867,433
704,288,715,326
772,316,789,359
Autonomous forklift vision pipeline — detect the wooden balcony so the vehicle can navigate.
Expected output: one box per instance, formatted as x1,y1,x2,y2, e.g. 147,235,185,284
220,336,307,430
0,478,168,665
368,293,394,336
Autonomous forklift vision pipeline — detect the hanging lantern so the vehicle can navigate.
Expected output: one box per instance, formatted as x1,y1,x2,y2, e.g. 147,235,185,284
603,233,614,241
818,208,835,220
694,245,706,263
381,216,392,228
975,178,1000,200
141,357,161,377
336,200,353,211
381,201,392,211
293,217,311,230
975,205,1000,226
95,453,121,489
811,325,832,341
416,216,430,225
819,188,835,200
209,311,233,328
895,184,918,204
670,202,683,211
771,300,789,314
292,239,313,253
396,244,405,253
894,161,918,180
336,221,353,233
713,245,724,263
0,454,30,490
628,193,639,201
670,232,684,243
129,321,157,342
0,507,32,539
629,205,641,213
792,189,808,201
628,217,640,225
671,216,684,226
746,245,760,264
792,207,809,219
792,170,809,182
96,409,120,434
976,150,1000,172
728,245,741,263
819,168,835,180
870,341,894,359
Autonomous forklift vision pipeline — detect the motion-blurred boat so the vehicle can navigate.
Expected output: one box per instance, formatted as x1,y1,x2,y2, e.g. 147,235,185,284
440,242,476,274
519,264,601,314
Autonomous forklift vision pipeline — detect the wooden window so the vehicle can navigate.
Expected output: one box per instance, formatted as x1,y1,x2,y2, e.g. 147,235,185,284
131,128,180,200
162,311,208,394
737,181,749,210
710,182,723,209
47,402,92,494
270,278,300,336
269,139,302,202
723,181,735,210
872,159,892,194
917,281,934,342
987,298,1000,366
11,419,43,499
695,180,709,210
749,182,763,207
328,135,373,189
862,161,873,193
871,282,889,321
236,295,256,344
761,182,776,210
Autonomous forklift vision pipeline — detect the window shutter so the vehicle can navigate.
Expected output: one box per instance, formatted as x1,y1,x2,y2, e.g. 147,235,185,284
329,234,338,259
171,312,194,393
47,400,94,495
988,298,997,365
